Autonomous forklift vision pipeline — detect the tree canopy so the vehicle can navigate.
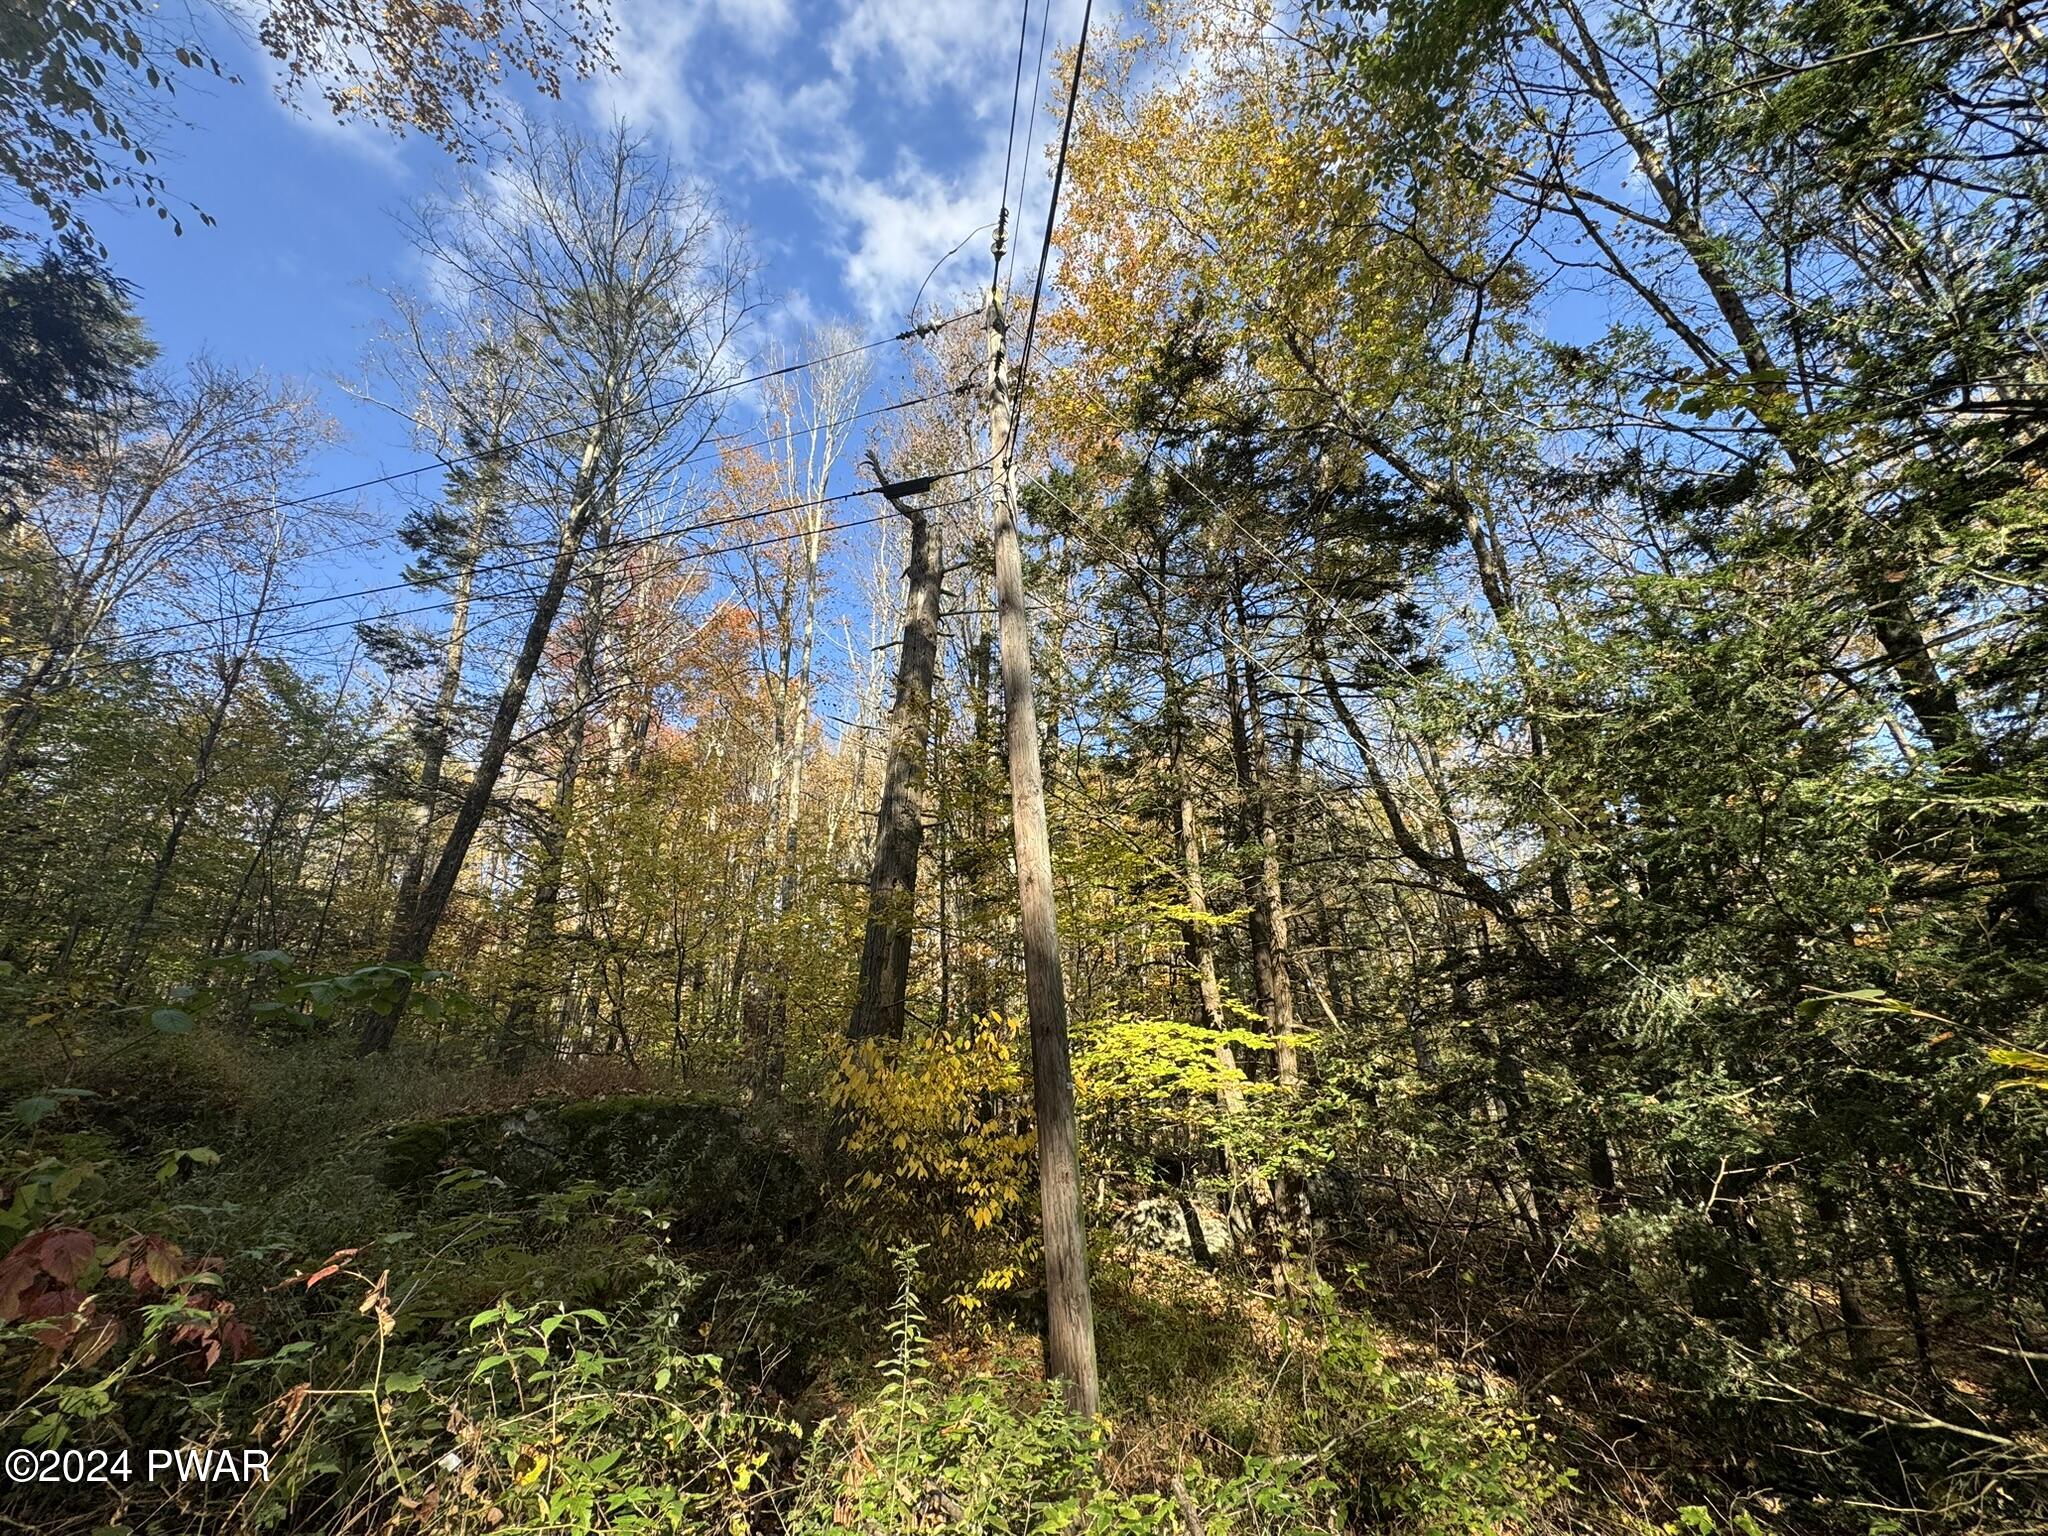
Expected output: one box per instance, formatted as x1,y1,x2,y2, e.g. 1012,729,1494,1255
2,2,2047,1532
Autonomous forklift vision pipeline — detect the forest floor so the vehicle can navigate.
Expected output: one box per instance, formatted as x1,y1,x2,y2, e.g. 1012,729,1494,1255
0,1028,1869,1534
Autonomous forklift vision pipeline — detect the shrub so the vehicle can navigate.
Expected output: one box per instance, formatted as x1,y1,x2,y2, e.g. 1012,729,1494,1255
790,1248,1336,1536
1303,1314,1570,1533
826,1023,1037,1314
235,1253,804,1533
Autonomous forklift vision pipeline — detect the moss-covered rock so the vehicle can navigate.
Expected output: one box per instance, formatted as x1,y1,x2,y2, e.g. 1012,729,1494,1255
379,1096,815,1243
381,1115,470,1187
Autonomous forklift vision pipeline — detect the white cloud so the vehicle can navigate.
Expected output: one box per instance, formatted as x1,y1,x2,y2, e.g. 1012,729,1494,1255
575,0,1103,324
591,0,799,151
815,0,1103,319
721,73,859,183
278,99,412,172
826,0,1007,108
820,149,1003,323
221,21,411,172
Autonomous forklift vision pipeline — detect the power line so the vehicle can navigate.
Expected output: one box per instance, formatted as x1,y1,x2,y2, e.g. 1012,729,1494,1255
56,486,978,686
303,382,970,575
67,310,975,559
4,314,978,688
44,496,840,676
39,450,988,682
997,0,1035,260
1661,15,2029,111
909,225,995,325
412,489,977,754
1008,0,1057,296
326,311,972,516
1011,0,1093,446
19,410,1007,695
5,386,968,663
1025,459,1644,972
1013,466,1494,897
306,510,927,659
1054,383,1651,975
75,483,888,671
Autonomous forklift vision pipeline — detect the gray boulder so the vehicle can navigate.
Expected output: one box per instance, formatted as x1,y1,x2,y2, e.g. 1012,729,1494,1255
1112,1194,1235,1266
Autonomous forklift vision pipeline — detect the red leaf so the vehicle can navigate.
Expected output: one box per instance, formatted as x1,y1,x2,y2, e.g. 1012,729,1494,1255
38,1228,95,1285
0,1254,36,1321
303,1248,358,1290
22,1285,86,1322
24,1290,91,1361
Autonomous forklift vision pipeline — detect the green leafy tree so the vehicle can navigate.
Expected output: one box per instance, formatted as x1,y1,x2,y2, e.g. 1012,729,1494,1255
0,0,614,250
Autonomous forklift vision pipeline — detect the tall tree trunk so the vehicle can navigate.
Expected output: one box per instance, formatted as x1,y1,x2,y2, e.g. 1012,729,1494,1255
962,617,998,1021
118,650,250,994
1222,632,1298,1083
214,635,357,962
0,649,64,790
0,566,112,790
1174,786,1281,1240
848,457,943,1042
1543,0,1988,774
1153,589,1276,1245
363,426,607,1053
390,487,491,950
777,525,825,917
498,531,608,1072
985,277,1097,1415
211,630,355,958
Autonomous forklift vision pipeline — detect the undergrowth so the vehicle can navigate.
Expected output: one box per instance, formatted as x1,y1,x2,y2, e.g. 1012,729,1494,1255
0,1024,1578,1534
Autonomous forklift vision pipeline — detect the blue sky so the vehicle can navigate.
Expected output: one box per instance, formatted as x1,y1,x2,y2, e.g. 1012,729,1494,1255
91,0,1093,663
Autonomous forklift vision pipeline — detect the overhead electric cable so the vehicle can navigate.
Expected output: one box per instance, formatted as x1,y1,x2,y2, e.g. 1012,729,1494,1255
58,488,974,684
43,440,995,682
1054,378,1654,975
998,0,1034,237
79,310,977,540
5,381,977,665
909,224,995,325
1010,0,1093,447
1007,0,1056,294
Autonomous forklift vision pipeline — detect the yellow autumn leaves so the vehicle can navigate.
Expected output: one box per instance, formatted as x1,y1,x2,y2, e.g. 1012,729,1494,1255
827,1023,1037,1313
1043,0,1506,480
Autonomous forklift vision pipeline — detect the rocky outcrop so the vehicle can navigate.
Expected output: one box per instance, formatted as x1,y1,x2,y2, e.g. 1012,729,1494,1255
1112,1194,1236,1266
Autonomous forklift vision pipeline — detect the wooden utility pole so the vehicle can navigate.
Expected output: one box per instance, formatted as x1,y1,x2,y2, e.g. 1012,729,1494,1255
847,450,944,1043
984,239,1099,1416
